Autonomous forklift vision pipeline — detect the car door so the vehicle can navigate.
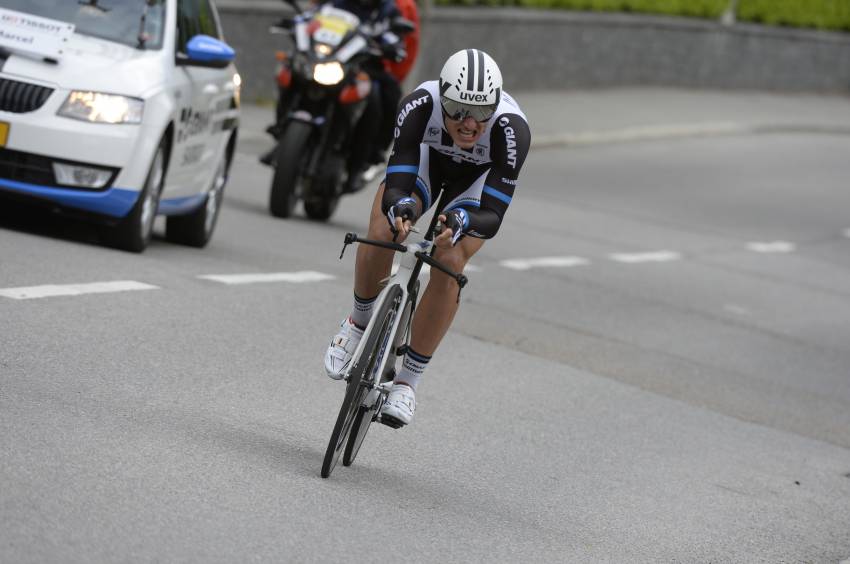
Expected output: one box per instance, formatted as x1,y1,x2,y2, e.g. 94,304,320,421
168,0,233,198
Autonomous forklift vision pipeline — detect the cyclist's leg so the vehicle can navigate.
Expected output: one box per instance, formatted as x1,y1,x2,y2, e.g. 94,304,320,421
380,235,483,425
406,235,484,360
401,169,488,375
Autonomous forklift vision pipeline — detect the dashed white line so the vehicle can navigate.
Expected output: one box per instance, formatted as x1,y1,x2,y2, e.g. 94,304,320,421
746,241,796,253
499,256,589,271
197,271,335,285
0,280,159,300
608,251,681,264
723,304,751,317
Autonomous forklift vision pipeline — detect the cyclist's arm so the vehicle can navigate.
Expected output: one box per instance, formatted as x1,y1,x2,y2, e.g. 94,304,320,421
381,88,432,214
457,114,531,239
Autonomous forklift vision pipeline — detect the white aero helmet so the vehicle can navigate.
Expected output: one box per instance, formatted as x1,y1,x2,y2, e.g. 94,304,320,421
439,49,503,122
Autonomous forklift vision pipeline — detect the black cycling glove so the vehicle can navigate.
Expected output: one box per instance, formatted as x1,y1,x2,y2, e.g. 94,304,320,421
441,208,469,246
386,197,418,231
379,32,407,63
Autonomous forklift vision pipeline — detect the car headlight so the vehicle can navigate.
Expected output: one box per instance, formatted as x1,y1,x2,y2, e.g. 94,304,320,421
58,91,144,124
313,62,344,86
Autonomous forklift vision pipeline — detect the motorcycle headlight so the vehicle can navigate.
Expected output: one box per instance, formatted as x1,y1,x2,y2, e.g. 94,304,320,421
313,62,344,86
58,91,144,124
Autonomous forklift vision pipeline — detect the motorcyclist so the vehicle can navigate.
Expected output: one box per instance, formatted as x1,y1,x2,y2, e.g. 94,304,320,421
262,0,416,195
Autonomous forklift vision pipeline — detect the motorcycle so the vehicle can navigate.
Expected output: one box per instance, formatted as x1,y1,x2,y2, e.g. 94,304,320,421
265,0,413,221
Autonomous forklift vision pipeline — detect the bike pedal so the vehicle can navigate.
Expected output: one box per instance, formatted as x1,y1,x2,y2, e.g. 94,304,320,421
379,415,405,429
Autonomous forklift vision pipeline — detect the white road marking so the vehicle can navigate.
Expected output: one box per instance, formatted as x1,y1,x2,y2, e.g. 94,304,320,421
499,256,589,271
198,271,335,285
843,228,850,239
746,241,796,253
0,280,158,300
608,251,681,264
723,304,751,317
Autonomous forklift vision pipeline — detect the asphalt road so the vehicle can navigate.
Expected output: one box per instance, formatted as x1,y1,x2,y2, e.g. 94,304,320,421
2,91,850,563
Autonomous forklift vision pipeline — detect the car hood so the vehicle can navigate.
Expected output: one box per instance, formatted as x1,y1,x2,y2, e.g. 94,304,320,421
1,32,167,98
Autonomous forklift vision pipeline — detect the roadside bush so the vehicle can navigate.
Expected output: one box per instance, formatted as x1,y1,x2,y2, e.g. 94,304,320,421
737,0,850,32
513,0,726,19
433,0,850,32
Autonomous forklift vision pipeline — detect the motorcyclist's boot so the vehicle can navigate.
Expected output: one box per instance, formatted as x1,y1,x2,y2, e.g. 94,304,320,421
259,147,276,167
343,164,366,194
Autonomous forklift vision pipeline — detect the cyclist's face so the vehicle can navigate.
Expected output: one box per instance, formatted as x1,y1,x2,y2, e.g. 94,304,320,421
443,115,486,149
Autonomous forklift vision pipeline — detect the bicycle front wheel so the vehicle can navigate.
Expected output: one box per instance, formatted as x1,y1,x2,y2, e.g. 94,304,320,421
321,285,403,477
343,285,404,468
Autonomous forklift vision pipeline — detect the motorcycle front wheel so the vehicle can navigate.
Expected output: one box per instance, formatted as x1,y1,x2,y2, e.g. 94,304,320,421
304,153,343,221
269,121,312,218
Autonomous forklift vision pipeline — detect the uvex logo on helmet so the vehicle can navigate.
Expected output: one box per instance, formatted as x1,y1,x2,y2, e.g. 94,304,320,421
460,92,489,102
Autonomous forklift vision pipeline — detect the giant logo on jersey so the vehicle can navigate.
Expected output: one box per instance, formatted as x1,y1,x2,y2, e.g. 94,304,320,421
396,94,429,128
500,118,517,168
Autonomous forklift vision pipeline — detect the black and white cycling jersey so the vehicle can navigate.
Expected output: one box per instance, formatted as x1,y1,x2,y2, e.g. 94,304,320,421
382,80,531,239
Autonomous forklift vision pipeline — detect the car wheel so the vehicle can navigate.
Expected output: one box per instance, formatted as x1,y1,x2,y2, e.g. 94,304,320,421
166,139,231,248
102,138,166,253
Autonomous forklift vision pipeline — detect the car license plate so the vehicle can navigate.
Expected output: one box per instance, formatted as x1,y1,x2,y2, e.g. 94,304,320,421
0,122,8,147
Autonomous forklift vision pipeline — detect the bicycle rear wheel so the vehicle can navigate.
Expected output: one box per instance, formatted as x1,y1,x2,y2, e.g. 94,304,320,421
342,285,404,467
321,285,403,477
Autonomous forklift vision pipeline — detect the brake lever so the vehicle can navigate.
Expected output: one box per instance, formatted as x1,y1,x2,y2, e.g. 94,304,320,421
455,273,467,303
339,232,357,259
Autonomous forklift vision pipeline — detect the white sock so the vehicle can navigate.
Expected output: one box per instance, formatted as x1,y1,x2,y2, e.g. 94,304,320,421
350,292,376,329
395,348,431,391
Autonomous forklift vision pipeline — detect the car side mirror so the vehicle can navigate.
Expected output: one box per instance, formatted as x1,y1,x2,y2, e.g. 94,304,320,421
177,34,235,69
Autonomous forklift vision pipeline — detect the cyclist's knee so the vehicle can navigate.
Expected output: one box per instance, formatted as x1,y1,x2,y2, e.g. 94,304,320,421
435,236,482,269
432,247,468,277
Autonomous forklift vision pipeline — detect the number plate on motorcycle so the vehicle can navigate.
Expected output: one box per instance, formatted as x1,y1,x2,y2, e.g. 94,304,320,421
0,122,9,147
314,15,352,46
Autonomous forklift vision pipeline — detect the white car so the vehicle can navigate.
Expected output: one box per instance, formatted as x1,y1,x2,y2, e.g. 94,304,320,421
0,0,240,252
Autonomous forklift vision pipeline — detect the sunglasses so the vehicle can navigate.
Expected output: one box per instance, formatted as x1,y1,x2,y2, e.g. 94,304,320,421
440,96,498,123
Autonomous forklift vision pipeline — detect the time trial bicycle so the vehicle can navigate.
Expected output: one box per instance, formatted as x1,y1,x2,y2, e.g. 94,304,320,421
321,200,468,478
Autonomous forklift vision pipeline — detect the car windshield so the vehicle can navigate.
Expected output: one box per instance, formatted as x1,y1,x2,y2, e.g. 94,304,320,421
2,0,165,49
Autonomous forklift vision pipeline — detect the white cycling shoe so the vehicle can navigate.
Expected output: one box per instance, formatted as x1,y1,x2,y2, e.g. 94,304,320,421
380,383,415,428
324,317,363,380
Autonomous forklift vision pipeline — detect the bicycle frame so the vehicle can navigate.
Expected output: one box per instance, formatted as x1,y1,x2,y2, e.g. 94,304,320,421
342,229,430,412
337,212,468,416
321,196,470,477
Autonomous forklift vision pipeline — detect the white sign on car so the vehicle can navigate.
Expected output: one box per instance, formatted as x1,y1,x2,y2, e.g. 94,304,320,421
0,0,240,252
0,8,75,60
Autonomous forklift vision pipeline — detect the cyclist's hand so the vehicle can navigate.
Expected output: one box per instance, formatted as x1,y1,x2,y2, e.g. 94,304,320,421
386,197,417,236
436,209,467,248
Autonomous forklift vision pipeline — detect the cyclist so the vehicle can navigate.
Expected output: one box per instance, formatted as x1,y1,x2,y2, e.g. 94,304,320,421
324,49,531,427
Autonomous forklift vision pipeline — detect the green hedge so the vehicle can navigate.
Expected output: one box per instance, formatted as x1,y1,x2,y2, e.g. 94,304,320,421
737,0,850,32
433,0,850,32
